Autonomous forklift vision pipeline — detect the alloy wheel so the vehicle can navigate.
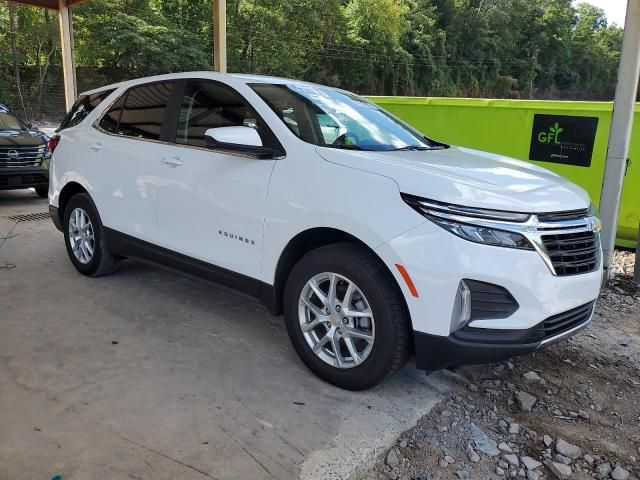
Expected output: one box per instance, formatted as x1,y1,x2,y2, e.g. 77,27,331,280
68,207,95,264
298,272,375,369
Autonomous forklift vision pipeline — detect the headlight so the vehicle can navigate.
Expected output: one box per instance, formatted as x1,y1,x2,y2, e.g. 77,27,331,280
428,216,534,249
402,194,534,250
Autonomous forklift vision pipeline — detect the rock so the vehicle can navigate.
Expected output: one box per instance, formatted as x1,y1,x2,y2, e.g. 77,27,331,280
556,439,582,460
518,468,526,477
438,457,449,468
515,391,537,412
498,442,514,453
554,454,572,465
523,371,542,383
467,383,479,392
496,466,505,475
444,455,455,464
546,461,573,479
470,422,500,456
583,454,594,465
498,419,509,431
466,446,480,463
595,462,612,477
611,466,630,480
441,410,452,418
456,469,469,479
527,471,541,480
509,423,521,435
386,449,400,468
521,456,542,470
543,435,553,447
503,454,520,467
578,410,590,420
498,460,509,469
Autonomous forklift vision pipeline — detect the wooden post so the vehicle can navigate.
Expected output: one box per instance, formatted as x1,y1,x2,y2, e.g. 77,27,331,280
58,0,77,111
212,0,227,73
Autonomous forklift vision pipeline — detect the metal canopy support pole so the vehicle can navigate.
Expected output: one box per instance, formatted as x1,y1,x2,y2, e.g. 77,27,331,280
212,0,227,73
58,0,77,111
600,0,640,280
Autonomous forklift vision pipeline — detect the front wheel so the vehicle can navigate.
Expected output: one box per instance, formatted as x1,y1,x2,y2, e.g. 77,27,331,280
283,243,411,390
34,185,48,198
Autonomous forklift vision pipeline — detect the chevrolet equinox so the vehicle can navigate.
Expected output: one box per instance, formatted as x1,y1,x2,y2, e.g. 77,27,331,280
48,72,603,390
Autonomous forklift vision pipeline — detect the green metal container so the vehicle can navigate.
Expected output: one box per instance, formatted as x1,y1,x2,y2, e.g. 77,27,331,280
369,97,639,248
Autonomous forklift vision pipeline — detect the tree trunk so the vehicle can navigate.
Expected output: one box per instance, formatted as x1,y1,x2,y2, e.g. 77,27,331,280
9,4,27,119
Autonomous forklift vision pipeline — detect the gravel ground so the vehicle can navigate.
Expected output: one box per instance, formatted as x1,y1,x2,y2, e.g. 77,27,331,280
363,250,640,480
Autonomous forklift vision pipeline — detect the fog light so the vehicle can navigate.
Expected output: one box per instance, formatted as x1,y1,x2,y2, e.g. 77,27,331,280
451,280,472,331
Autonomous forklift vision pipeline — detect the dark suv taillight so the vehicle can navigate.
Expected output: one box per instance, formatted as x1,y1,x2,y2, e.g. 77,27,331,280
48,134,60,154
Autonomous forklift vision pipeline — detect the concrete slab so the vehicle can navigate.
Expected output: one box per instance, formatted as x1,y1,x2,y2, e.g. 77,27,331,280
0,190,447,480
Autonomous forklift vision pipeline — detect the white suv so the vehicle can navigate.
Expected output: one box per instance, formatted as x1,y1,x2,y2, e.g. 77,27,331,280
48,72,603,390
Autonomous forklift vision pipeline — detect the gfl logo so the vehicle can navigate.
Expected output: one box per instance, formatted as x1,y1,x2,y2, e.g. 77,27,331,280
538,122,563,144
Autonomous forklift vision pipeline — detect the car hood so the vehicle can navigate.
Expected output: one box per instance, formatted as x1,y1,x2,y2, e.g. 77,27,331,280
0,129,47,147
316,146,591,213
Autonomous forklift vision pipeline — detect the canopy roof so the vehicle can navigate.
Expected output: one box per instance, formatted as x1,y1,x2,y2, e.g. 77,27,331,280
6,0,88,9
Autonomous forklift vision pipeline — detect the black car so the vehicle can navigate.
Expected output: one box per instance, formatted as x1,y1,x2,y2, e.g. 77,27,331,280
0,103,49,197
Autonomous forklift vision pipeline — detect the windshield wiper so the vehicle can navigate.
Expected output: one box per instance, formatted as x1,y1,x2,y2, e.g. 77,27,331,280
390,145,442,151
325,144,365,151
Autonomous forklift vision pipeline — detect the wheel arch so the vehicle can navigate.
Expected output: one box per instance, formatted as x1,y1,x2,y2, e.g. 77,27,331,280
266,228,412,330
56,181,89,226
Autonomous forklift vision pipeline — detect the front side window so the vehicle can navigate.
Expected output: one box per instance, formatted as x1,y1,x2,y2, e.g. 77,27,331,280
251,83,442,152
59,89,114,131
175,80,259,148
98,82,174,141
0,108,26,131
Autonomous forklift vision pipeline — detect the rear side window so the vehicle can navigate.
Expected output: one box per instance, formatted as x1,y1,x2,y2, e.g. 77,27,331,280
97,82,174,141
59,89,114,131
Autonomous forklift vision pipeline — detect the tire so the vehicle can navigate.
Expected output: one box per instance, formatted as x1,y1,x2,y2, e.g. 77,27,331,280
283,243,411,390
34,185,48,198
63,192,117,277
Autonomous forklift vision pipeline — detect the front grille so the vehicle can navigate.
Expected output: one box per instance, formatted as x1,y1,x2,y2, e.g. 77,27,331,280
542,230,599,276
537,208,589,222
453,301,595,345
0,173,47,187
541,301,594,339
0,145,46,168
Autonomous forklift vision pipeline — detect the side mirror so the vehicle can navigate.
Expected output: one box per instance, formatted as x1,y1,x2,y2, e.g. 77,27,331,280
204,126,275,158
28,122,39,130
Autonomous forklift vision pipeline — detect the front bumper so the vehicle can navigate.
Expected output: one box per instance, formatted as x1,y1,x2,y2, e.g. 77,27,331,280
0,167,49,190
415,300,595,370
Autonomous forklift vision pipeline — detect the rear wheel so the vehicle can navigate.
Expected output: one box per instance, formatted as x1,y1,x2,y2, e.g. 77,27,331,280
34,185,48,198
284,243,411,390
63,193,117,277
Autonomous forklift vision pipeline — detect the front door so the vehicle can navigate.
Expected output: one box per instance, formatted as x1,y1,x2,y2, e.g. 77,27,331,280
156,79,277,279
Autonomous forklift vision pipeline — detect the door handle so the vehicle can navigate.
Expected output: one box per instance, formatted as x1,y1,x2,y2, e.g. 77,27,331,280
90,142,102,151
161,157,184,168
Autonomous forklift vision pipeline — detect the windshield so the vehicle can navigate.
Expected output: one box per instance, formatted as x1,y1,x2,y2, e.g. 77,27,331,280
250,83,441,151
0,110,26,131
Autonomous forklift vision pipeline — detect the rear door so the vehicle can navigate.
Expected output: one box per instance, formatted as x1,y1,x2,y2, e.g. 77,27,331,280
87,81,175,243
155,78,278,279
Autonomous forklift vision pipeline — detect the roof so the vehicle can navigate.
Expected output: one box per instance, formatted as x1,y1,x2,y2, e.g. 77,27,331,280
5,0,89,10
79,71,327,97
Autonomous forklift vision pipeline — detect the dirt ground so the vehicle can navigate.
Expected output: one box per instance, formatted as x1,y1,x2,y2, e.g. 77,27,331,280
363,250,640,480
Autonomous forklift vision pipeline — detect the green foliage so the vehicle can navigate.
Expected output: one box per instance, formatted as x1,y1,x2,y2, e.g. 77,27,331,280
0,0,626,120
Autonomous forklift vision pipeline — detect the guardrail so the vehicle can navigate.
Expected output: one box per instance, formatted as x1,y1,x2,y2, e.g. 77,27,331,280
369,97,639,248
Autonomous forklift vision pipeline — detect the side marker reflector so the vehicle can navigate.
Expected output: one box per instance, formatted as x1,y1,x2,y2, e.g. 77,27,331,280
395,264,419,298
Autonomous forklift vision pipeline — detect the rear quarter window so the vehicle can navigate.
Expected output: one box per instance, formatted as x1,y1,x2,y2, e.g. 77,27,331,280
58,89,115,131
